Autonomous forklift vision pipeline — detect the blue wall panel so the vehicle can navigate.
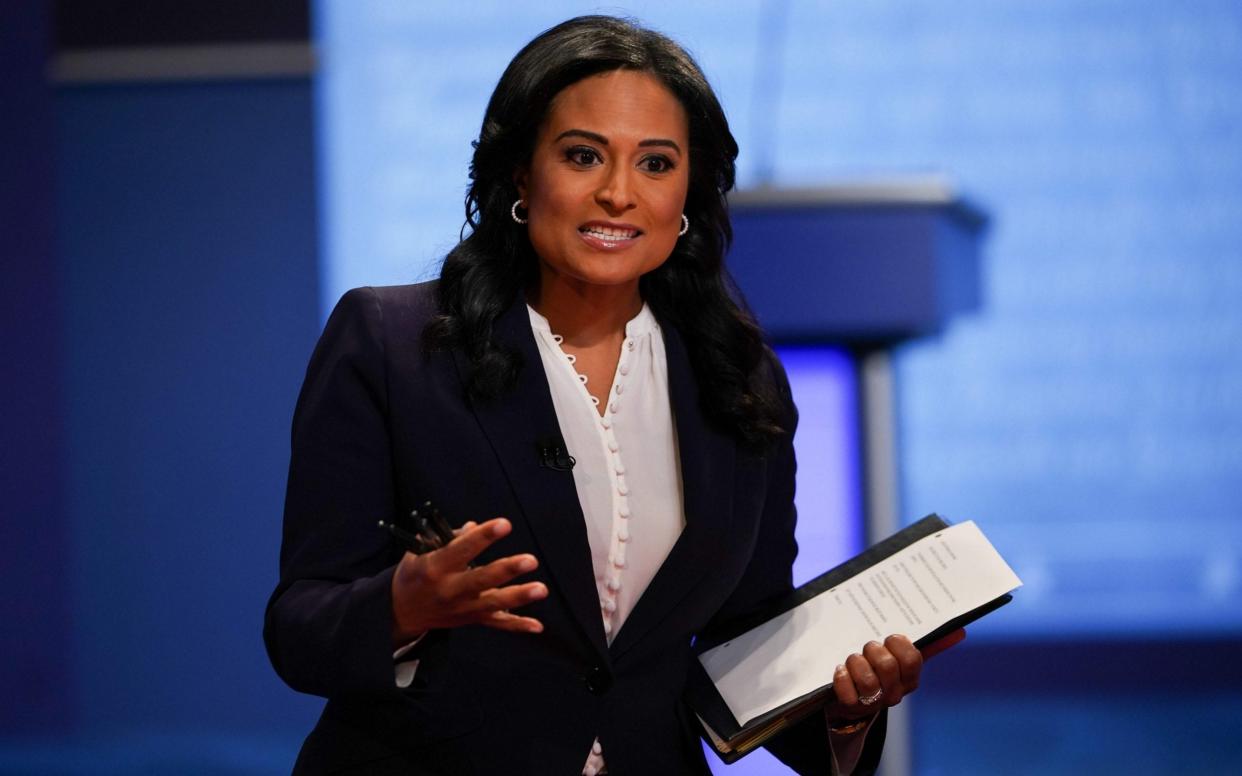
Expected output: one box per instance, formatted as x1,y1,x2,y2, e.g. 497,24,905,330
55,80,322,744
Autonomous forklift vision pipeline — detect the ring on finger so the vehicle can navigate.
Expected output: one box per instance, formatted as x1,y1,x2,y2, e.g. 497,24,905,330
859,688,884,706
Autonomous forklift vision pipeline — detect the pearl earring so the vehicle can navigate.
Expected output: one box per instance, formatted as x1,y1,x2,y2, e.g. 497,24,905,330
511,199,528,225
678,214,689,236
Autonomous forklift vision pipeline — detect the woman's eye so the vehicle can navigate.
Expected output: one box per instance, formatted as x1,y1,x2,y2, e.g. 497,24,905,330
566,147,601,166
641,156,674,173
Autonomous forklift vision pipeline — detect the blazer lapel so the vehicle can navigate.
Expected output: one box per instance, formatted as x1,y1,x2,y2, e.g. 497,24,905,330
452,296,609,662
609,319,739,660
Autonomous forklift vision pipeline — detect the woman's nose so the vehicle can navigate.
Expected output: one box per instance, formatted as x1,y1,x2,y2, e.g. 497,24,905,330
594,165,637,213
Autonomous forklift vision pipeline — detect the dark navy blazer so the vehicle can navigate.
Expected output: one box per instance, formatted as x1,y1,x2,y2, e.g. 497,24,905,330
264,282,885,775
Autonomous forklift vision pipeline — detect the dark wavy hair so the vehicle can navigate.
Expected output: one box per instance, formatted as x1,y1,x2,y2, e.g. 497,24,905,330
426,15,789,449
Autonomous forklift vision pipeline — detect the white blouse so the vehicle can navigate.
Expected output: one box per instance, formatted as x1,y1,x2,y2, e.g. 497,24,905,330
528,303,685,776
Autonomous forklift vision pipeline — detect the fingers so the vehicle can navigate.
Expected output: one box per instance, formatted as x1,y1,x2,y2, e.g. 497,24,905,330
391,515,549,638
472,580,548,616
863,640,905,705
429,517,511,572
846,650,885,707
832,663,859,706
885,634,924,692
828,650,884,722
426,547,547,624
831,635,926,719
444,552,539,600
434,582,547,631
481,609,545,634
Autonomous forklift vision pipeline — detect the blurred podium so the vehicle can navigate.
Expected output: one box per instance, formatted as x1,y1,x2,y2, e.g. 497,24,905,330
722,180,987,776
729,180,985,344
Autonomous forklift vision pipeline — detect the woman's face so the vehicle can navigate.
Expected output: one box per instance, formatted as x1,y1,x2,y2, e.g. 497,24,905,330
518,69,690,294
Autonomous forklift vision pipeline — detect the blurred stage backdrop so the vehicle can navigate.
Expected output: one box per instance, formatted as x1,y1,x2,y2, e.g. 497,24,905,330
2,0,1240,774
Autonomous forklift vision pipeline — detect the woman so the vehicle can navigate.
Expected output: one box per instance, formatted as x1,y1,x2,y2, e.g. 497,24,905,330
265,15,958,775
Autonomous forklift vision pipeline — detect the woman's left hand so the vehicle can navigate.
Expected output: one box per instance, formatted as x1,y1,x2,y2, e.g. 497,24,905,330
825,629,966,725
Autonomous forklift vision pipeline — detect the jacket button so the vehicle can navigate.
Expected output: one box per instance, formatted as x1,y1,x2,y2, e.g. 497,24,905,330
584,665,612,695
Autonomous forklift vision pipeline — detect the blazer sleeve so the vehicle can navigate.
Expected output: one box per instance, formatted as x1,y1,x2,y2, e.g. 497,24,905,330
701,356,888,775
263,286,406,699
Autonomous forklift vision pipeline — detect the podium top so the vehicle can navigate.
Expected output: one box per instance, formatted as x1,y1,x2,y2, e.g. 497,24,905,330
731,178,987,227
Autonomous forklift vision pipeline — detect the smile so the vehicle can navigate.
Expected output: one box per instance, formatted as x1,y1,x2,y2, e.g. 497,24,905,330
579,225,641,242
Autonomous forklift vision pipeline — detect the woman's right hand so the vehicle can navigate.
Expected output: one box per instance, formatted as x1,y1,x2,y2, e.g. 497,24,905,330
391,517,547,645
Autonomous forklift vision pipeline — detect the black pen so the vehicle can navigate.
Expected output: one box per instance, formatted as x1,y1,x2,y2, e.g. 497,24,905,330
380,501,458,555
378,519,431,554
413,502,455,549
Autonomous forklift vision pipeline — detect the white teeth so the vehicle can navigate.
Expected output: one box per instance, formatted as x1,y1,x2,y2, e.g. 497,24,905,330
581,226,637,240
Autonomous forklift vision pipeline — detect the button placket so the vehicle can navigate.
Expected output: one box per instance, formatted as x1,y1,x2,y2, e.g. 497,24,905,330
541,318,650,657
600,358,635,640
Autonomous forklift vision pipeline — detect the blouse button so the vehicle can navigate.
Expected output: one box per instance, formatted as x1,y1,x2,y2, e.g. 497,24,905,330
614,461,626,475
608,439,619,453
617,481,629,496
592,741,603,755
609,402,620,414
607,577,621,592
615,384,624,395
600,417,611,430
619,363,630,376
626,340,635,351
618,522,630,542
603,599,616,613
614,552,627,568
618,502,630,518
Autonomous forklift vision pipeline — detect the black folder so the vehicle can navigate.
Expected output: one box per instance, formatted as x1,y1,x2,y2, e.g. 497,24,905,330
687,514,1015,763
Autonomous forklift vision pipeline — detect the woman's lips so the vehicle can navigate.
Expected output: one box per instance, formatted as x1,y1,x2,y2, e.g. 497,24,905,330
578,223,642,250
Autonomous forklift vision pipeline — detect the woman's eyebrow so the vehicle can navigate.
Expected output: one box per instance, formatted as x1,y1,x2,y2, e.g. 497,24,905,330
638,138,682,154
553,129,682,155
554,129,609,145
